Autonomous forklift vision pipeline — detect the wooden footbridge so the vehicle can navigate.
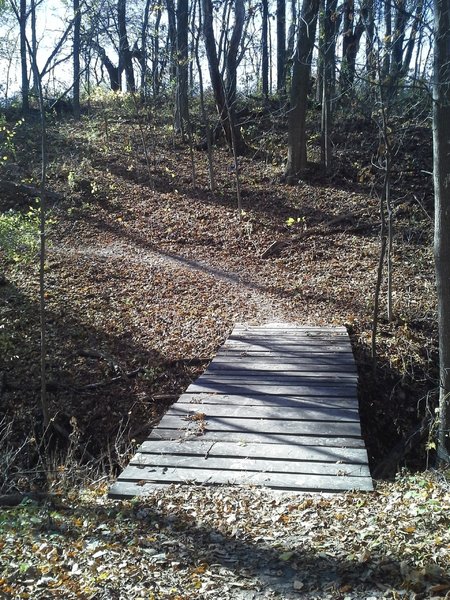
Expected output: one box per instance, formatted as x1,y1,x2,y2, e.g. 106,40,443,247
109,324,373,497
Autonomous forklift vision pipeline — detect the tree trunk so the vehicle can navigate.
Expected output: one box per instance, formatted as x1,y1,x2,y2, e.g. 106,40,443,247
365,0,375,82
382,0,392,79
118,0,136,91
286,0,297,88
276,0,286,93
19,0,29,114
202,0,245,154
401,0,424,78
321,0,338,171
175,0,189,135
225,0,245,109
195,0,215,191
139,0,152,99
391,0,408,77
153,5,162,96
285,0,320,180
166,0,177,83
93,41,121,91
341,0,365,90
433,0,450,463
73,0,81,119
261,0,269,97
29,0,49,428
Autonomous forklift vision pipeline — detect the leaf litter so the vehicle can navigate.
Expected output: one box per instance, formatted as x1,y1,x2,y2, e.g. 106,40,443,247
1,471,449,599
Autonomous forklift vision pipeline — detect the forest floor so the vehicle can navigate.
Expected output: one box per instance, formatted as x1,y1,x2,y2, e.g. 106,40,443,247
0,106,448,598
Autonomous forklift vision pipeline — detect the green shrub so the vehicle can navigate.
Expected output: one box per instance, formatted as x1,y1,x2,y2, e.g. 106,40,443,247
0,206,40,262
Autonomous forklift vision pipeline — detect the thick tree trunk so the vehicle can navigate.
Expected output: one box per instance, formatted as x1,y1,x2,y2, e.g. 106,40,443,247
433,0,450,463
73,0,81,119
285,0,320,179
93,41,121,90
118,0,136,91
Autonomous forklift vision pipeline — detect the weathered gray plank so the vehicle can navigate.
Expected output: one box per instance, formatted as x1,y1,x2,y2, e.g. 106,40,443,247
114,465,374,492
207,361,357,372
177,393,359,408
148,428,366,447
186,382,357,396
222,342,353,352
228,334,350,342
216,351,354,359
196,372,359,383
232,325,348,333
129,454,371,478
165,404,360,422
138,440,370,463
154,416,362,437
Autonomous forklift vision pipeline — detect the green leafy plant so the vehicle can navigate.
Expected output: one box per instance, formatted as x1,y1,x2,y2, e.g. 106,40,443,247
286,216,306,227
0,206,40,262
0,115,24,169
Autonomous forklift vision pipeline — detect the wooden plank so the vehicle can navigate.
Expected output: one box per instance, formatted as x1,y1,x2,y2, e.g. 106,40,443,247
216,351,354,360
196,372,358,383
138,440,370,463
207,361,357,372
129,454,372,478
148,429,366,447
228,334,350,342
227,336,349,344
177,393,359,409
222,342,353,352
114,465,374,492
154,416,362,437
165,404,360,422
232,325,348,333
186,382,357,396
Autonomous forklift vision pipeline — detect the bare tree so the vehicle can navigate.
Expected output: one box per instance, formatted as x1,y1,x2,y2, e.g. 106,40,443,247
175,0,189,135
285,0,320,179
433,0,450,463
73,0,82,118
276,0,286,93
117,0,135,91
201,0,245,154
261,0,269,96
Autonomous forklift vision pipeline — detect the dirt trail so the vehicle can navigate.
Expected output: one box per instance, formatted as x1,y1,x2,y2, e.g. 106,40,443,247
52,240,290,325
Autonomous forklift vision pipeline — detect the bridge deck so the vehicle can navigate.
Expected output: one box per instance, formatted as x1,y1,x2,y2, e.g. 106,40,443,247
109,324,373,497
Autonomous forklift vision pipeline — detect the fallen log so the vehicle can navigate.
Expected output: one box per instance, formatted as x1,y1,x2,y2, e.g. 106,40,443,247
0,491,57,508
260,213,375,259
0,179,62,201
